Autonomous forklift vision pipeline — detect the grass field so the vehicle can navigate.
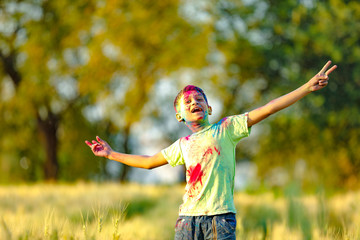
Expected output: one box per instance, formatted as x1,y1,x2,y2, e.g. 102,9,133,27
1,182,360,240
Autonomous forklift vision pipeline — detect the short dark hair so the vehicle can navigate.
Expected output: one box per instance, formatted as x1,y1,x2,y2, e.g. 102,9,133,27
173,85,208,113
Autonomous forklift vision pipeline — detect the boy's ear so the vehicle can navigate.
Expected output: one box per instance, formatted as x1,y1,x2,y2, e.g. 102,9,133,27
208,106,212,115
176,113,184,122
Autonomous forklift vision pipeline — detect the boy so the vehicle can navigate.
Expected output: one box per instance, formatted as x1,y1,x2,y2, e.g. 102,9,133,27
86,61,337,239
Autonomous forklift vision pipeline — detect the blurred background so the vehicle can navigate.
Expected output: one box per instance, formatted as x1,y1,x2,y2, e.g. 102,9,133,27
1,0,359,191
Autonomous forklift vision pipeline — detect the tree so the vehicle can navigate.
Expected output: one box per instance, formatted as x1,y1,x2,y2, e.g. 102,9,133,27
77,0,212,181
212,0,360,189
0,0,98,181
0,0,211,182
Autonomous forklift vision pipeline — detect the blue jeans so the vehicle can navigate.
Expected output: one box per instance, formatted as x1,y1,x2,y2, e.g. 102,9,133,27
174,213,236,240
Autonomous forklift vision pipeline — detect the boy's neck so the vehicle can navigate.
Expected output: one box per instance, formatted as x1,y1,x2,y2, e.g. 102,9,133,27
185,120,211,133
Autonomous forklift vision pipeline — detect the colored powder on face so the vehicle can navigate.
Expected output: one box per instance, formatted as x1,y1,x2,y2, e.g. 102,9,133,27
174,85,208,113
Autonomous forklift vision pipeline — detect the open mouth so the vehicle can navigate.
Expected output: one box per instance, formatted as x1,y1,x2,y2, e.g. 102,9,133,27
191,107,202,113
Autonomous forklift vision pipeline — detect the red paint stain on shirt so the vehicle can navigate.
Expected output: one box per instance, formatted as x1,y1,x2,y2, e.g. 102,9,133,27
214,147,220,155
204,148,213,156
185,147,221,199
188,163,203,185
202,147,220,161
187,163,204,198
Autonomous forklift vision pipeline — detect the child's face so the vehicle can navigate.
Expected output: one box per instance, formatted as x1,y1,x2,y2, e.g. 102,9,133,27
176,90,212,123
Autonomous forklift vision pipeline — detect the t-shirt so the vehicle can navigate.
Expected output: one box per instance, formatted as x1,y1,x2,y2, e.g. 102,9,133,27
161,113,251,216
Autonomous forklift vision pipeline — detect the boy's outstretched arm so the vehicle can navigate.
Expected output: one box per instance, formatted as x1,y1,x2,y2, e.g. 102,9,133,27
247,61,337,127
85,136,168,169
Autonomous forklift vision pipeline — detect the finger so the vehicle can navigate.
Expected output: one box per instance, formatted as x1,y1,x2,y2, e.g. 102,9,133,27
325,65,337,76
85,141,92,147
92,140,98,144
318,75,329,80
318,60,332,75
96,136,104,144
319,80,328,86
316,73,329,78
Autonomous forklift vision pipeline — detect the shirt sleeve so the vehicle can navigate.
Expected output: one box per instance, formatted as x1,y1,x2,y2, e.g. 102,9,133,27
161,139,185,167
224,113,251,144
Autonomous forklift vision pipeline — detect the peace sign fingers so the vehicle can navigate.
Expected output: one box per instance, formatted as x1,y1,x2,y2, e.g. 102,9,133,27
318,60,337,76
325,64,337,76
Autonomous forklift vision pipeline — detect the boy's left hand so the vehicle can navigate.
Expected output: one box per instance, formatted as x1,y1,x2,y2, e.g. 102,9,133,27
307,61,337,92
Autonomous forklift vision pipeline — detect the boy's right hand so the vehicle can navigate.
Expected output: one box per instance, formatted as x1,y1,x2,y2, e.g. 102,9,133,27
85,136,113,158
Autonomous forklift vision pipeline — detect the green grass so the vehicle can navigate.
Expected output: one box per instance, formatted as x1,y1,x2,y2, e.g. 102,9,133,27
1,182,360,239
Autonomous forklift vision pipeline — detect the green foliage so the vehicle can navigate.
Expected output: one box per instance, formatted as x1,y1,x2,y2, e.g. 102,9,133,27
124,198,157,219
242,204,281,239
220,0,360,190
0,0,210,182
287,197,312,240
0,0,359,188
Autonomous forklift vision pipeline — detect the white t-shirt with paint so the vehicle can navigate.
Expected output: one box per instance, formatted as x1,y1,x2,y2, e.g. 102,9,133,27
161,114,251,216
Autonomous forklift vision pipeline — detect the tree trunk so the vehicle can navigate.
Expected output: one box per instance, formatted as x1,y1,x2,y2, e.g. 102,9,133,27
0,51,21,87
37,111,59,180
1,49,60,181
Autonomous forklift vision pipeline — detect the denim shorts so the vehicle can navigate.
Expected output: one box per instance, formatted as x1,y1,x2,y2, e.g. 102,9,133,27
174,212,236,240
